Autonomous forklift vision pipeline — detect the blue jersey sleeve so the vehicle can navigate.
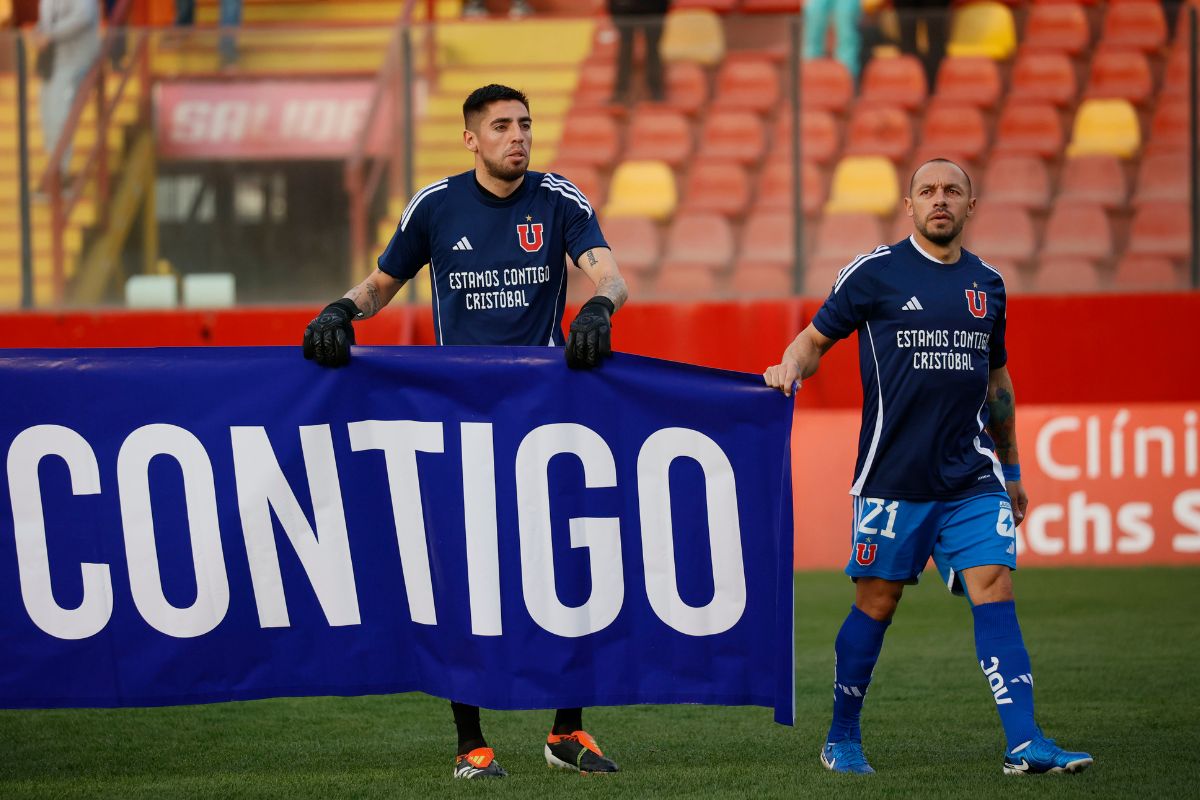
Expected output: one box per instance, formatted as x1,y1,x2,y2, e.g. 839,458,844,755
989,289,1008,369
377,181,444,281
549,174,608,263
811,254,883,340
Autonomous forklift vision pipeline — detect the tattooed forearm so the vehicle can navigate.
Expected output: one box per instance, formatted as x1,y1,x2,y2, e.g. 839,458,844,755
986,381,1019,463
344,272,402,320
595,271,628,311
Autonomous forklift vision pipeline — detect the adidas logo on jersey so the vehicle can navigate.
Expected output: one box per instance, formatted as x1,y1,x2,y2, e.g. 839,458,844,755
901,296,923,311
452,237,473,251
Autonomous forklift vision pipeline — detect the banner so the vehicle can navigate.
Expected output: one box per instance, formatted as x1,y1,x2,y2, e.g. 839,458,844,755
0,348,795,723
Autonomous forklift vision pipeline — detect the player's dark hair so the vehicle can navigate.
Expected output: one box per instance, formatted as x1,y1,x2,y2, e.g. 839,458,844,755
463,84,530,129
908,158,973,197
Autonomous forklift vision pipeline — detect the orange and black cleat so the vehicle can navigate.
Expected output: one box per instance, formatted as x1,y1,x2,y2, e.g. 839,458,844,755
545,730,620,774
454,746,508,779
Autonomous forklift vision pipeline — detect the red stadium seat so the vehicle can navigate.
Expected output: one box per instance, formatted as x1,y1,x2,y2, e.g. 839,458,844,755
663,212,736,268
755,159,827,216
814,213,885,260
1113,255,1185,290
1022,3,1090,55
697,110,767,165
843,106,914,163
730,260,792,297
679,162,750,217
1128,201,1192,259
1161,47,1195,99
1133,152,1189,205
653,264,721,298
671,0,738,13
663,61,709,115
739,211,795,265
772,110,839,165
1057,155,1127,210
992,102,1063,159
800,58,854,113
965,204,1036,263
600,215,661,275
1041,202,1113,261
1028,258,1105,293
804,257,849,296
556,112,621,166
624,108,693,167
1101,1,1167,52
858,54,928,112
1148,101,1188,153
548,162,607,210
934,57,1002,109
1086,48,1153,106
1008,51,1078,107
712,54,781,114
919,103,988,163
981,155,1051,210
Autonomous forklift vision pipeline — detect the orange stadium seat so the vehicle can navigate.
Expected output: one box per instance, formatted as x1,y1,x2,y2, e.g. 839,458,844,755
992,102,1064,159
801,58,854,113
934,57,1002,109
1148,100,1188,153
1161,47,1195,99
981,155,1051,210
697,110,767,164
663,212,735,269
573,62,615,109
1008,51,1078,107
1101,1,1167,52
1041,202,1113,261
662,62,709,115
1028,258,1104,293
739,211,795,265
730,261,792,297
795,110,839,165
600,215,661,276
755,158,827,216
653,265,721,298
555,112,620,166
1134,152,1189,205
844,106,914,163
965,204,1036,263
919,103,988,163
1086,48,1153,105
679,162,750,217
814,213,885,260
712,54,781,114
1057,155,1127,209
804,257,849,296
858,55,928,112
1022,3,1090,55
1113,255,1185,291
1128,201,1192,259
624,108,694,167
671,0,738,13
549,162,607,210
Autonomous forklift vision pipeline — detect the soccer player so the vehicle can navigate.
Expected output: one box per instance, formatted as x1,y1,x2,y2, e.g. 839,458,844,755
302,84,628,779
763,159,1093,776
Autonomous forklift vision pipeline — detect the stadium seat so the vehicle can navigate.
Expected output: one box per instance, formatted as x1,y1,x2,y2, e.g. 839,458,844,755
965,204,1036,263
1161,47,1194,99
663,212,735,269
1041,202,1113,261
844,106,914,163
858,54,928,112
1128,201,1192,259
624,108,694,167
603,160,677,221
800,58,854,113
992,102,1064,159
600,215,661,276
1066,98,1141,158
814,212,886,260
660,9,726,66
1085,48,1153,106
934,57,1002,109
697,110,767,165
1028,258,1104,294
792,110,839,165
664,61,710,114
919,103,988,163
730,260,792,297
804,257,851,296
1147,101,1188,153
671,0,738,14
947,2,1018,61
1133,152,1189,205
1022,3,1090,55
739,211,794,265
555,112,620,166
549,162,607,210
890,210,915,244
755,158,827,216
652,264,721,298
981,155,1051,211
712,54,781,114
573,61,616,109
824,156,900,215
1008,52,1078,107
1112,255,1185,291
1101,1,1167,52
679,162,750,217
1057,155,1127,209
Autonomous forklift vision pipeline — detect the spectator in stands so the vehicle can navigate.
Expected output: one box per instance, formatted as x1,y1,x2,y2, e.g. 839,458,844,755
609,0,670,104
894,0,948,89
33,0,99,182
463,0,533,19
174,0,241,68
803,0,863,81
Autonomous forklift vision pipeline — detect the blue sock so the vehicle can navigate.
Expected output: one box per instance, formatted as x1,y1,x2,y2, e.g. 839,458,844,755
973,600,1039,750
827,604,890,744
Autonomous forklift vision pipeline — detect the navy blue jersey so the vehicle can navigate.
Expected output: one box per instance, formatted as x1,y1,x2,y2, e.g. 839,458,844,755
378,170,608,346
811,235,1009,501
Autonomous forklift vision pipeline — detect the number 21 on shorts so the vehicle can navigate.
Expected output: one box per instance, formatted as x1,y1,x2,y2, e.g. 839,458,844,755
858,498,899,539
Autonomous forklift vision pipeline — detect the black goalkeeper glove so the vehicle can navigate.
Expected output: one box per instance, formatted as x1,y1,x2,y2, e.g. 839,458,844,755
302,298,360,367
565,296,615,370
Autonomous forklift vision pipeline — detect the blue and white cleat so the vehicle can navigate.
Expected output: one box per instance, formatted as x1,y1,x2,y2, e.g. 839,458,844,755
1003,735,1093,775
820,741,875,774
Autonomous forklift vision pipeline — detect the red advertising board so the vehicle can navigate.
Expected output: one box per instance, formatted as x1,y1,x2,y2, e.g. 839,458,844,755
156,81,380,160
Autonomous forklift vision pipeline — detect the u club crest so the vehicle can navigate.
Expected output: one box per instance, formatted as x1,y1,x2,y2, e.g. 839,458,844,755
965,289,987,319
517,222,544,253
855,542,877,566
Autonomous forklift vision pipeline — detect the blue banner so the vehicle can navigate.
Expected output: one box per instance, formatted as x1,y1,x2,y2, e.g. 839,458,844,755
0,347,794,723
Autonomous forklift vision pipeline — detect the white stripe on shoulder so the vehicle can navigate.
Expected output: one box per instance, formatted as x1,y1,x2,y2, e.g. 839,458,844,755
400,179,449,231
541,173,593,217
979,258,1006,286
832,245,890,294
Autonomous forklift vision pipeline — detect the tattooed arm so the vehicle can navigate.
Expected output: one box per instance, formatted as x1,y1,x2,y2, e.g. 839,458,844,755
575,247,629,312
985,365,1029,526
344,269,407,319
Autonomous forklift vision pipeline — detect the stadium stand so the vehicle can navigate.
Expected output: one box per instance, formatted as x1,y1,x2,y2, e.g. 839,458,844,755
1058,155,1128,210
680,162,751,217
933,56,1002,108
824,156,900,215
858,54,928,111
1066,98,1141,158
947,1,1018,60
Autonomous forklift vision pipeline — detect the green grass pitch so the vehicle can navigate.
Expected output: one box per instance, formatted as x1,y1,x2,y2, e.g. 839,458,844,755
1,567,1197,798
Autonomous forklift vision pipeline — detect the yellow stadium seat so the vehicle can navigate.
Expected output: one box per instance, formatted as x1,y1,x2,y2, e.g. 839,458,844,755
824,156,900,216
660,9,726,66
947,2,1017,61
1066,99,1141,158
604,160,677,221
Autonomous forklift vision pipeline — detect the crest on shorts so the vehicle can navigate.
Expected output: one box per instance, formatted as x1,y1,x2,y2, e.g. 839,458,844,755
965,289,987,319
517,222,544,253
855,543,877,566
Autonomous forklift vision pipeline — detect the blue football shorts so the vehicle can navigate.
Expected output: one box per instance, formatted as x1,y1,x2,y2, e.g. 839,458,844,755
844,491,1017,595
